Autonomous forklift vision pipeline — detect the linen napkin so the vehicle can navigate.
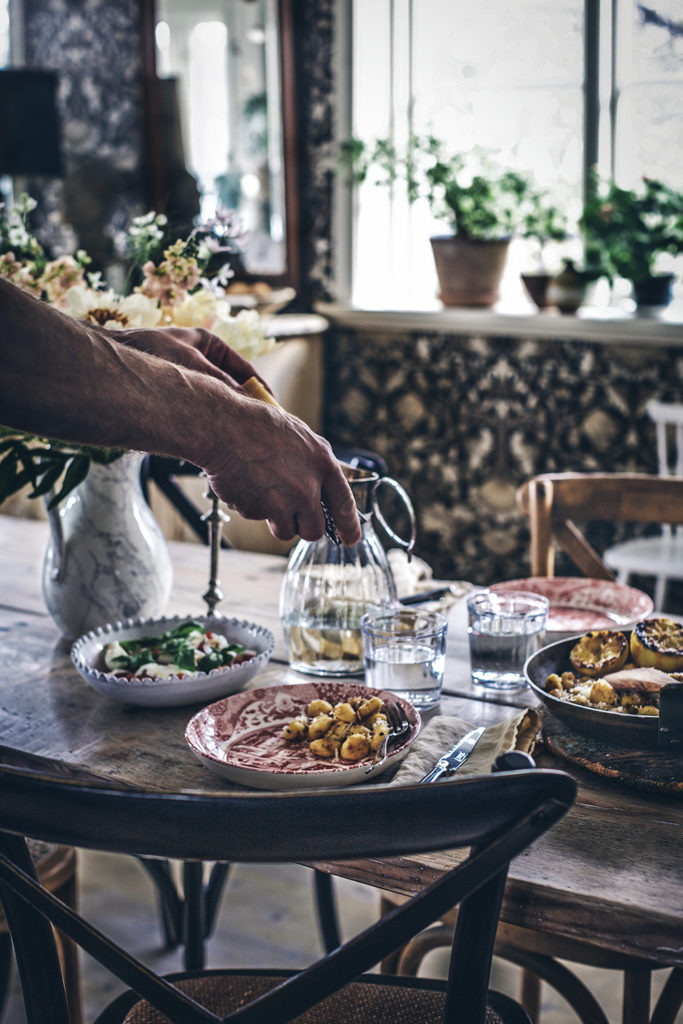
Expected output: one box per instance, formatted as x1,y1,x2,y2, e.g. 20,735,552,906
391,708,542,785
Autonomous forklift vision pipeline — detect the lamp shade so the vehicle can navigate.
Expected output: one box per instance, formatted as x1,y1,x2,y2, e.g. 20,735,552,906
0,69,63,177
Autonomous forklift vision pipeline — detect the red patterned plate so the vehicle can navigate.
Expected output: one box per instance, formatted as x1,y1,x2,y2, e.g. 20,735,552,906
490,577,653,639
185,681,421,790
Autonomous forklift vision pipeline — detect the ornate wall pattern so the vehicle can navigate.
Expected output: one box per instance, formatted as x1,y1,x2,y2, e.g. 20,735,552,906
323,328,683,588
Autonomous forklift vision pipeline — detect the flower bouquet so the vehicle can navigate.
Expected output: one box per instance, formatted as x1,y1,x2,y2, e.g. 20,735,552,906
0,195,275,507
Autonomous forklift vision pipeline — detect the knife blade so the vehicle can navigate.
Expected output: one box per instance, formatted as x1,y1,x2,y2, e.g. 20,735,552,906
419,726,486,784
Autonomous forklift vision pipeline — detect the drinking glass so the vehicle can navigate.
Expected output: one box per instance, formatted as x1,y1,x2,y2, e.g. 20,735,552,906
467,590,549,691
360,608,447,710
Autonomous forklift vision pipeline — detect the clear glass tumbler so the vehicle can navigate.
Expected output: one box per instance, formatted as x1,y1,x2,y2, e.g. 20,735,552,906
467,589,549,691
360,608,447,710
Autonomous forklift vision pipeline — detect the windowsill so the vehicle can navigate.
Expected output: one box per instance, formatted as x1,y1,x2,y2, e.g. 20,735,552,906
315,300,683,346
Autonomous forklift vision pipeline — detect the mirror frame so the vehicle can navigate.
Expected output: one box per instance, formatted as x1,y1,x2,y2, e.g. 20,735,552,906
140,0,300,291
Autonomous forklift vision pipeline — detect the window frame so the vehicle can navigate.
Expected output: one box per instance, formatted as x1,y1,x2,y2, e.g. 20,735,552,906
332,0,666,309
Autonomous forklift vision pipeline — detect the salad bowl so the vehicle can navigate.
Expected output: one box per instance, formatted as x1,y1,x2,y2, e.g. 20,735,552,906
71,614,274,707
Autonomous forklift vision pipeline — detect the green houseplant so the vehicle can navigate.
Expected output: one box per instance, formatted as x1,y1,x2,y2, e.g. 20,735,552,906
340,135,564,307
519,195,569,309
580,174,683,308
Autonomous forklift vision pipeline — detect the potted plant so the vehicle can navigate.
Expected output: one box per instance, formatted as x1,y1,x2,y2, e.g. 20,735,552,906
580,174,683,309
519,195,568,309
340,135,558,308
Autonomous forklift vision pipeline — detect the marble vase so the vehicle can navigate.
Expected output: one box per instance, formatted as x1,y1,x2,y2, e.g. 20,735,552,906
42,451,173,640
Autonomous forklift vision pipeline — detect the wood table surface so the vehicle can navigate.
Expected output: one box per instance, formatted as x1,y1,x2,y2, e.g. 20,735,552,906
0,514,681,970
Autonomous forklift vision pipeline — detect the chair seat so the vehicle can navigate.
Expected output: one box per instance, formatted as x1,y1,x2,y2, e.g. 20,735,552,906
604,535,683,577
99,970,529,1024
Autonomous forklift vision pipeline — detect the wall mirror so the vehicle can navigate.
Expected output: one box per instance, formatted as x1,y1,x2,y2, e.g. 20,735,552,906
144,0,299,289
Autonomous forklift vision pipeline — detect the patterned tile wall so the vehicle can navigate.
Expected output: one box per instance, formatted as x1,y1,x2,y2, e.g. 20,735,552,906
324,328,683,586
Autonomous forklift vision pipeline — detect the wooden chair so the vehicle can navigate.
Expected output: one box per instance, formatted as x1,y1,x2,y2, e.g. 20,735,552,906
516,472,683,582
0,746,575,1024
0,841,81,1024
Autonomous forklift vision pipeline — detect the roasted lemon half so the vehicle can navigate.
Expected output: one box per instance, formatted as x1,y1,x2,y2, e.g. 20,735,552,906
630,618,683,672
569,629,629,678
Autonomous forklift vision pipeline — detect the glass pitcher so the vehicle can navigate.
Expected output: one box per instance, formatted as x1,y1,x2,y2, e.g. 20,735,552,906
279,465,416,676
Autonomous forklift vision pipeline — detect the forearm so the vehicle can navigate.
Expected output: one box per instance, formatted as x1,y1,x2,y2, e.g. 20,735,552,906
0,277,362,545
0,276,236,468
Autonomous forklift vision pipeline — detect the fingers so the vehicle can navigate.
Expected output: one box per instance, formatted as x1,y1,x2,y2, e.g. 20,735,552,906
115,327,251,390
263,454,359,546
322,469,362,546
194,331,271,389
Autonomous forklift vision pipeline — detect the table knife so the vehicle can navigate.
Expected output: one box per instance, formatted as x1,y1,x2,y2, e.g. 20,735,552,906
419,726,486,784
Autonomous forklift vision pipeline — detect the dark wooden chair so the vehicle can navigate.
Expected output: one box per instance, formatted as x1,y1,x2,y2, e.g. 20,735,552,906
0,747,574,1024
0,841,81,1024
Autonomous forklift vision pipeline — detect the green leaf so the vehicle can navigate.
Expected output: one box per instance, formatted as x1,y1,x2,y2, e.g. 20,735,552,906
28,460,69,499
47,454,90,510
0,450,33,503
198,650,223,672
168,621,204,639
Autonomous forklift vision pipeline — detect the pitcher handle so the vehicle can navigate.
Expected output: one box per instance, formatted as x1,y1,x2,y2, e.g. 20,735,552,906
371,477,417,558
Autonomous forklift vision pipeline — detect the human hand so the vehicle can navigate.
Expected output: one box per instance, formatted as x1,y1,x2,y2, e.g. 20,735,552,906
203,400,361,547
115,326,273,393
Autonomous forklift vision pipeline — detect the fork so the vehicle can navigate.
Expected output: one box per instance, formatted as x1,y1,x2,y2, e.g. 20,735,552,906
365,702,411,774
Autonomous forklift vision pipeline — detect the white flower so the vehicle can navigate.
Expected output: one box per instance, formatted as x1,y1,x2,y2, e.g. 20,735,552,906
209,308,274,360
169,289,226,329
64,285,161,329
118,292,164,328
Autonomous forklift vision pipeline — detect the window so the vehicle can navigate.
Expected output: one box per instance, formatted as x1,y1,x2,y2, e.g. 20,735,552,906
341,0,682,310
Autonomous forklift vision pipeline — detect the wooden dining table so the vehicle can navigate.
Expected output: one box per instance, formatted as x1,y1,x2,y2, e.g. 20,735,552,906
1,513,682,996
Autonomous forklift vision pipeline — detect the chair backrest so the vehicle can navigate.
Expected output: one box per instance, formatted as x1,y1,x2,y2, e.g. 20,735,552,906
516,472,683,578
0,747,575,1024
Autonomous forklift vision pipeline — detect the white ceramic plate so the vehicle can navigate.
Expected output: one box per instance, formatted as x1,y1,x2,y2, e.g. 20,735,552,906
71,614,274,707
490,577,653,640
185,681,421,790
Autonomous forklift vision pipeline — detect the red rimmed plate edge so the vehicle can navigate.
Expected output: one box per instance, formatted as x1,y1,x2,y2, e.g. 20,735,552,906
490,577,653,626
185,681,421,777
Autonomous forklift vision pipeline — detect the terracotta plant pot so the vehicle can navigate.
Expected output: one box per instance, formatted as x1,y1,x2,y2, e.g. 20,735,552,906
430,236,510,308
521,272,553,310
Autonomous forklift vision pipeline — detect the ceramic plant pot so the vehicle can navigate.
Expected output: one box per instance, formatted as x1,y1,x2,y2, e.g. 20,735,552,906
632,273,674,311
521,272,554,310
430,236,510,308
548,259,590,314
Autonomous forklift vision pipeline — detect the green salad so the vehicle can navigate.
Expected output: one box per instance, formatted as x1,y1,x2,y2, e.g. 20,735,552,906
101,620,256,680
